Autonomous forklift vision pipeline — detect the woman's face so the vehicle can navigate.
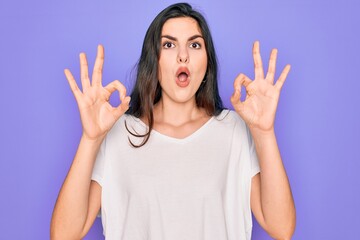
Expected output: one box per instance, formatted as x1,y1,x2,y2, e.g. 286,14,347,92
158,17,207,105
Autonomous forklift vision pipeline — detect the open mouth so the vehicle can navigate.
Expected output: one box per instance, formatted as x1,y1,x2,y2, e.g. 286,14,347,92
176,67,190,80
177,72,189,82
175,67,191,87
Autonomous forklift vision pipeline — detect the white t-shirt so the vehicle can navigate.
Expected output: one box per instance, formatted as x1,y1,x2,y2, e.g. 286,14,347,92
92,110,260,240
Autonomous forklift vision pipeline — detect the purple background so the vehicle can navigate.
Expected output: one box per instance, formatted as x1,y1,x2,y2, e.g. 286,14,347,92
1,0,359,239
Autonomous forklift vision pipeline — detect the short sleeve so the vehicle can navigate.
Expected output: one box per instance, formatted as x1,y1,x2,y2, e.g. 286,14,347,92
246,126,260,177
91,136,107,187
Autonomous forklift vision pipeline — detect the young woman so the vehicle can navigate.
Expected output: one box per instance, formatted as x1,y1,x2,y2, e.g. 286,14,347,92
51,3,295,240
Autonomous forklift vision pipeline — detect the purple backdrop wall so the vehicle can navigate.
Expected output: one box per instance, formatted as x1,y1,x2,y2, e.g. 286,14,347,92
1,0,359,239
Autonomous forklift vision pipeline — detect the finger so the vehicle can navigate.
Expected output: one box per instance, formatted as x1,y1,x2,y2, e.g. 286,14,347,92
104,80,129,119
104,80,127,101
233,73,252,91
275,64,291,90
265,48,278,84
104,80,130,119
64,69,82,100
92,44,105,86
79,53,91,90
231,73,252,113
113,96,131,119
230,87,245,113
253,41,264,80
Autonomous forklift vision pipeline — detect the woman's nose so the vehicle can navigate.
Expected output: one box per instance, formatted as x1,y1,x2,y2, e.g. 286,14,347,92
177,47,189,63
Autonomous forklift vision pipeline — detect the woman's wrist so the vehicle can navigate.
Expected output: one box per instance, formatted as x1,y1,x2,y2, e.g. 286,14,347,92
80,133,105,146
249,127,276,139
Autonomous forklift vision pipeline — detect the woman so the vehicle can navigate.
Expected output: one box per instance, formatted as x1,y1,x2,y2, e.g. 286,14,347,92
51,3,295,240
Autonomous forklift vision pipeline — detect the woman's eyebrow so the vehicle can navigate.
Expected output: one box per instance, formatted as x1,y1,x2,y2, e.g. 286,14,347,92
188,34,203,41
161,35,177,41
161,34,204,41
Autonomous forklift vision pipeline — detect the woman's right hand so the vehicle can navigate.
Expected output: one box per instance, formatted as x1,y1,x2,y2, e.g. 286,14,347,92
65,45,130,140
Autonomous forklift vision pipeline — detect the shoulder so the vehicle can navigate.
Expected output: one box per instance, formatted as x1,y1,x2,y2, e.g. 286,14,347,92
111,114,143,130
215,109,246,128
106,114,144,138
214,109,252,141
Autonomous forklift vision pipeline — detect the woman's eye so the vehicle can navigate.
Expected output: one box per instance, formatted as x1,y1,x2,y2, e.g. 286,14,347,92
163,42,175,49
190,42,201,49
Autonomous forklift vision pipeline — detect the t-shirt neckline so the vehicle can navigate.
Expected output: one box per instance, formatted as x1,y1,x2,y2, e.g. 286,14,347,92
131,114,217,143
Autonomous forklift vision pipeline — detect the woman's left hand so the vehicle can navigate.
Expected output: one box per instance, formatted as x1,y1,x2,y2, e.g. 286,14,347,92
231,41,291,133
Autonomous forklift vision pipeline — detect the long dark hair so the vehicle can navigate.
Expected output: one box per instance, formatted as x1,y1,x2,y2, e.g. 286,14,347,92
126,2,224,147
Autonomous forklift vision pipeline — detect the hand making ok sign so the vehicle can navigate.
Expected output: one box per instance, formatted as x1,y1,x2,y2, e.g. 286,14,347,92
65,45,131,140
231,41,291,133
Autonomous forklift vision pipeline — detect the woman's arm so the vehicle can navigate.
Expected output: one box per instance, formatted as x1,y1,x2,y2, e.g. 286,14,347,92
50,45,130,239
250,129,295,239
231,41,295,239
50,136,103,239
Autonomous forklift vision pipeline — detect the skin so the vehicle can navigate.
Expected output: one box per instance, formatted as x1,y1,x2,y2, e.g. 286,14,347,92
153,17,210,138
50,45,130,239
51,17,295,239
231,42,296,239
158,17,207,105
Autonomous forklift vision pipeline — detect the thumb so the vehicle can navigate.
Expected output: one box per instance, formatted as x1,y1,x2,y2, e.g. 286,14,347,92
231,88,245,114
113,96,131,119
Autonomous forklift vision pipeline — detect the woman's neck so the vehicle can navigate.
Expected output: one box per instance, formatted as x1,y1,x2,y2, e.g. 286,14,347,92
153,98,207,127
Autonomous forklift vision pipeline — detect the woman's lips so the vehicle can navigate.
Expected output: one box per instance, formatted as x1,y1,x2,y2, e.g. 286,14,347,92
176,67,190,88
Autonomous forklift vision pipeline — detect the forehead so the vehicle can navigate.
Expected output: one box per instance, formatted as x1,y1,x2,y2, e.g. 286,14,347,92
161,17,202,36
